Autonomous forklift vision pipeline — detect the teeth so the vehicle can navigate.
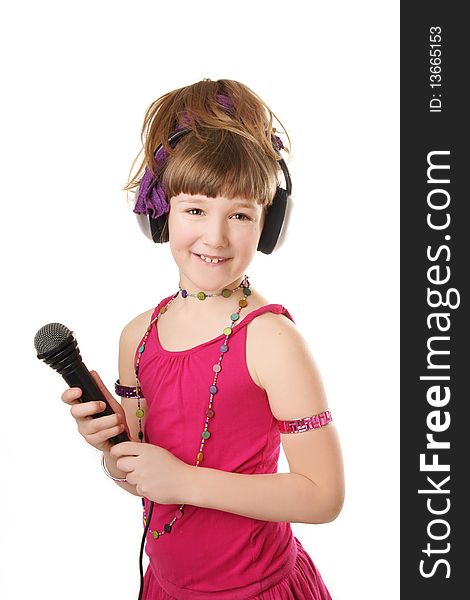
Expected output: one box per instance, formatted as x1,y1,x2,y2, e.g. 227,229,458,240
199,254,225,264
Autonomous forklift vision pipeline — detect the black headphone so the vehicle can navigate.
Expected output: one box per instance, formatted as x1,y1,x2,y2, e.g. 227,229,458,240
135,129,293,254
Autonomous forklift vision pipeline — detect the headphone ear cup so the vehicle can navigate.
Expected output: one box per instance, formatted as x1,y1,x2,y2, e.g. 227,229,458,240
133,182,169,243
274,194,293,251
135,212,153,241
149,215,169,243
257,187,288,254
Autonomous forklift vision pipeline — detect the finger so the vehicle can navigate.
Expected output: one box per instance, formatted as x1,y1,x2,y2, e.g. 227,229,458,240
90,370,123,414
71,401,107,420
110,441,141,458
81,413,123,435
61,387,82,405
88,423,126,445
116,456,137,474
125,471,137,486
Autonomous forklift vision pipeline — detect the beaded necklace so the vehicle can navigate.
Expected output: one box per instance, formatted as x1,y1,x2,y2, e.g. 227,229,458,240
179,280,245,300
134,274,251,540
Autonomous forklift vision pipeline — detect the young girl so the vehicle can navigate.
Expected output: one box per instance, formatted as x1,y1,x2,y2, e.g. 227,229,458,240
61,78,344,599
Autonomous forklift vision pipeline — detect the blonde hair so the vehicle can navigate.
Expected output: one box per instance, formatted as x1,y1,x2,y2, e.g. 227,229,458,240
124,79,290,207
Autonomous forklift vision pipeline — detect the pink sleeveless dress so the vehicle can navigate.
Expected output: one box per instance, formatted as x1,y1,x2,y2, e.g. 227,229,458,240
136,295,332,600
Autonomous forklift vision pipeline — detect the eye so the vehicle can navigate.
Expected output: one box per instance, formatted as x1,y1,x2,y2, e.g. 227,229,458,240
231,213,251,221
186,208,204,216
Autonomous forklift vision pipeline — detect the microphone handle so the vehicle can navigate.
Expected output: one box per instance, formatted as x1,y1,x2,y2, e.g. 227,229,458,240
62,361,129,445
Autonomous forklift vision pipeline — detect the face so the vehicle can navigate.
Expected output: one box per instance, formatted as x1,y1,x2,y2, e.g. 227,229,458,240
167,192,266,292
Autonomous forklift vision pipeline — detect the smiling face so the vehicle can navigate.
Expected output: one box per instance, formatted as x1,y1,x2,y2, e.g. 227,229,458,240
168,192,266,292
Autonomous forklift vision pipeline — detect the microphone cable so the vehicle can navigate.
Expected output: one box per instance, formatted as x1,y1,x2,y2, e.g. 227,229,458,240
138,499,155,600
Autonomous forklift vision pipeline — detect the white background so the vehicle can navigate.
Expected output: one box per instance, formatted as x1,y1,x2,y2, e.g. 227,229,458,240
0,1,399,598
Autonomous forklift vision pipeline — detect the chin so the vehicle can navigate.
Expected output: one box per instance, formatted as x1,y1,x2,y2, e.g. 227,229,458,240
184,260,244,290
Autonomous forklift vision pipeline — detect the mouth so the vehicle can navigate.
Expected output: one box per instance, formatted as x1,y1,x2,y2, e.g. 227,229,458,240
193,253,230,265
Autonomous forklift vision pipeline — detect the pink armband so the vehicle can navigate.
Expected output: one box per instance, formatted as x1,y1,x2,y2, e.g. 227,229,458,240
277,410,332,434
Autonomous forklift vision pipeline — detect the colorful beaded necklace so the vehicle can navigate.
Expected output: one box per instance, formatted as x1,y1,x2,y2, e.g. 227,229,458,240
134,274,251,540
178,280,245,300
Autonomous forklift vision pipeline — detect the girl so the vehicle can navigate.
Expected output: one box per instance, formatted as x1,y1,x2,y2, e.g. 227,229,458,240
61,78,344,599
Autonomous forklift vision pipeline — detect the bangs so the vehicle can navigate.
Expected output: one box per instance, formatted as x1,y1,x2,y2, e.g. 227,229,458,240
162,130,279,206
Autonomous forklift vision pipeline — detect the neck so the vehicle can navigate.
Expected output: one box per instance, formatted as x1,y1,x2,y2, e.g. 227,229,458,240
178,273,246,295
172,274,248,317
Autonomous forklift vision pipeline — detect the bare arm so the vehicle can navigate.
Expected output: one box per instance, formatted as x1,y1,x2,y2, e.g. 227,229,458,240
102,310,154,496
184,313,344,524
185,461,339,523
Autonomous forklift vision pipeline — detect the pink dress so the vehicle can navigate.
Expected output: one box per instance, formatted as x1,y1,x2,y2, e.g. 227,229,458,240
136,295,332,600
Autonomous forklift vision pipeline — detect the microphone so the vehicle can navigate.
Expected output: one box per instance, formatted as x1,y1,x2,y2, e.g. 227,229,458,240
34,322,129,445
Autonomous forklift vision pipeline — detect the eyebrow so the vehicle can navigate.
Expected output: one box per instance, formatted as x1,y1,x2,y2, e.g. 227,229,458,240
178,197,256,209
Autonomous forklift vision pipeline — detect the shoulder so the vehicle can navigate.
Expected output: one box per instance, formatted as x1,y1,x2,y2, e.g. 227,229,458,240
247,307,328,420
243,292,298,383
247,300,299,356
118,307,154,384
119,307,154,346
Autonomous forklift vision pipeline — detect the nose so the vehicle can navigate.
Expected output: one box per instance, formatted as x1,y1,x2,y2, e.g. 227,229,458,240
201,216,229,249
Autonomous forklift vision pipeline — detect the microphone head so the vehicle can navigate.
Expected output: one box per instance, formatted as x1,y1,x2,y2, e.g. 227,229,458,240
34,322,74,356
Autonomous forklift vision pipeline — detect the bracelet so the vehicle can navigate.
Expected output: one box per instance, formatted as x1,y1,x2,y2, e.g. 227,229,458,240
101,452,128,483
114,379,144,398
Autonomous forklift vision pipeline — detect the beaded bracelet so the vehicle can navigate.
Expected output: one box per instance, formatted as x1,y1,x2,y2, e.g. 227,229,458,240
115,380,144,398
101,452,128,483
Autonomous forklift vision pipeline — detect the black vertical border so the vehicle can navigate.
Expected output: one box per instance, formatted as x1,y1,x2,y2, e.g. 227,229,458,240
401,3,468,598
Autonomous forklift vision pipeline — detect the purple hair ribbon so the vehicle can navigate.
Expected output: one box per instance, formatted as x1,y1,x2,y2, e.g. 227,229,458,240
216,93,235,113
133,145,170,218
271,133,284,151
133,125,186,218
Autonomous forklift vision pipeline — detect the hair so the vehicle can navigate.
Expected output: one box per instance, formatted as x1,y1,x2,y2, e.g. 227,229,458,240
123,79,290,208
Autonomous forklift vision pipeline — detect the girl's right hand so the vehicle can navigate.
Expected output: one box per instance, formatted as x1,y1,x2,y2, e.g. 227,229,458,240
61,370,129,453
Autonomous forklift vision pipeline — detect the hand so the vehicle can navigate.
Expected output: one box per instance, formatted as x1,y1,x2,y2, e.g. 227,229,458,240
61,370,129,453
110,441,192,504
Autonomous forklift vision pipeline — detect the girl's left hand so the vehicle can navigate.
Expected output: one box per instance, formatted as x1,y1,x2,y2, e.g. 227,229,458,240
110,442,192,504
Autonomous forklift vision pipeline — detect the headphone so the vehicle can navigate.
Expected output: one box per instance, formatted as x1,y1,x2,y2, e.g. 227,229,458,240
135,129,293,254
